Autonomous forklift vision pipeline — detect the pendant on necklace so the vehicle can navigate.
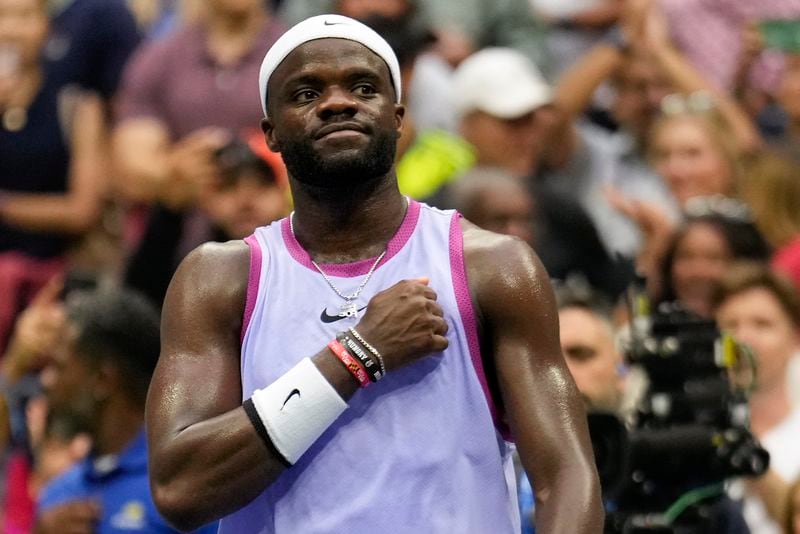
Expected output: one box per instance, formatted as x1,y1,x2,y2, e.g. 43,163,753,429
339,301,359,318
2,107,27,132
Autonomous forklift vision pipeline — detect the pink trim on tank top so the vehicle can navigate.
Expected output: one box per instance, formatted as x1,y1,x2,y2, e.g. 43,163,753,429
280,198,421,277
449,213,512,441
241,234,263,344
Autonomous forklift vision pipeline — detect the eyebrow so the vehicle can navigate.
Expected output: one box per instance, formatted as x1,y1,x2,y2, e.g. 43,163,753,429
563,344,597,361
281,67,386,92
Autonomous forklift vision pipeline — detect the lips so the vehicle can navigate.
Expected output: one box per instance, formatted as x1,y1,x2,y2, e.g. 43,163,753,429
314,122,367,140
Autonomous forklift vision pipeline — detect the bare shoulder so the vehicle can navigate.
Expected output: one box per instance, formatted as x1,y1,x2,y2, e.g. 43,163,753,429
459,218,551,310
163,240,252,329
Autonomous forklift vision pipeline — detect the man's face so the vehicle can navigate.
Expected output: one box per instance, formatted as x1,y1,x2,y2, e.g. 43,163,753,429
203,172,288,239
460,110,544,177
716,287,799,392
467,182,534,244
263,39,404,190
40,326,98,427
559,307,625,411
612,56,672,144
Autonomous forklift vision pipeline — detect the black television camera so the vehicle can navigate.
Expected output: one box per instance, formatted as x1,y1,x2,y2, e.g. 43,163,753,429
589,290,770,533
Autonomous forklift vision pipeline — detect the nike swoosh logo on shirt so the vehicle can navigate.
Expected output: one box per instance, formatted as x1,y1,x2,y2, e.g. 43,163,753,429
320,306,367,323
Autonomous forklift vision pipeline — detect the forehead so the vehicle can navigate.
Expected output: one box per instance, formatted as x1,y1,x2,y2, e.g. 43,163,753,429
559,308,606,339
268,38,391,94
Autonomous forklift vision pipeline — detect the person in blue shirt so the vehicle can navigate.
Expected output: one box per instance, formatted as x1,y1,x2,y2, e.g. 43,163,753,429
34,287,217,533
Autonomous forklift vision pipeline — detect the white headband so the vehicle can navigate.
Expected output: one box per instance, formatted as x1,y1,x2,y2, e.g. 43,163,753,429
258,14,402,116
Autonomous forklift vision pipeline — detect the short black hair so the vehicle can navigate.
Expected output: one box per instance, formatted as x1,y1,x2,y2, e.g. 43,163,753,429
360,13,436,69
214,139,277,187
65,287,161,406
658,213,772,305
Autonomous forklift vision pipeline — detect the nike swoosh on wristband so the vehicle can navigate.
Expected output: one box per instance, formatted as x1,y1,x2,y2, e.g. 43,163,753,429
281,388,301,410
320,306,367,323
324,20,346,26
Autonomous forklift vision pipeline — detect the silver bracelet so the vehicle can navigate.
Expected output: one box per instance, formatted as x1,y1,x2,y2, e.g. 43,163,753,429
349,327,386,377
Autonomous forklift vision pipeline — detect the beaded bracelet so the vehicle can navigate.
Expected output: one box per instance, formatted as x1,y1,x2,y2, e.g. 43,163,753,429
336,332,383,383
349,327,387,377
328,339,370,388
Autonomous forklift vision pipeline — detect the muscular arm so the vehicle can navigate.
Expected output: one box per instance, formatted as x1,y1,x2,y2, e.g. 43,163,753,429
464,222,603,533
146,241,358,531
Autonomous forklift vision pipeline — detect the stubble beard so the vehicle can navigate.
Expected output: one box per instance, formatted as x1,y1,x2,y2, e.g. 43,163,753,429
279,128,399,193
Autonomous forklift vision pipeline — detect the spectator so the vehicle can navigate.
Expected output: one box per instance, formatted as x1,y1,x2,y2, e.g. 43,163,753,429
452,47,552,178
648,99,744,206
445,166,633,299
738,152,800,291
446,167,535,244
529,0,622,80
714,262,800,534
397,46,554,200
34,287,217,533
546,0,760,257
126,138,289,295
200,138,289,241
279,0,548,67
0,0,106,351
113,0,284,304
661,0,800,91
555,288,626,412
44,0,141,102
655,206,771,318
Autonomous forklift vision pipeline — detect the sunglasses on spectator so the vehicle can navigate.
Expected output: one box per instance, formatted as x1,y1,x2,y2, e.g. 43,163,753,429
659,91,715,116
683,194,751,223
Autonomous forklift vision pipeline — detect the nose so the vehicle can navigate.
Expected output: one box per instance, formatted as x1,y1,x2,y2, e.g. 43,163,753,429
317,85,358,120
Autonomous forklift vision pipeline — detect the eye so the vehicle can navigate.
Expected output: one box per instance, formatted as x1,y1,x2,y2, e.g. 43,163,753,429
293,89,318,103
353,84,377,96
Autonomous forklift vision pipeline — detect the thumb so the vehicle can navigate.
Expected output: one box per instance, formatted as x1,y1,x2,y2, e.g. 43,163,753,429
414,277,430,285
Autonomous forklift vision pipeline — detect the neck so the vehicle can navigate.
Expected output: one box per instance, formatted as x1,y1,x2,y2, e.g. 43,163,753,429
92,397,144,456
750,382,791,438
290,175,407,263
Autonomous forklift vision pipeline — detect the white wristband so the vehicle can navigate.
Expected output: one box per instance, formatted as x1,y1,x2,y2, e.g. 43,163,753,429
250,357,348,465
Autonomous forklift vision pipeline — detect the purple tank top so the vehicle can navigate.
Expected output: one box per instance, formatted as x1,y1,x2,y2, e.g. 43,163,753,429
219,200,520,533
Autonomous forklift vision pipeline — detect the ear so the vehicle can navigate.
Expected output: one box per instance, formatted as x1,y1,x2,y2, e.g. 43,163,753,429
261,117,280,152
93,361,119,402
394,103,405,134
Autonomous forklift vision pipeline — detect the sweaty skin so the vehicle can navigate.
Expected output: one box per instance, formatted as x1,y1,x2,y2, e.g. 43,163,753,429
146,38,602,533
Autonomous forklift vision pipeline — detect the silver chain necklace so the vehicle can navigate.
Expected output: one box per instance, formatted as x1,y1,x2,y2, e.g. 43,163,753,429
290,214,387,319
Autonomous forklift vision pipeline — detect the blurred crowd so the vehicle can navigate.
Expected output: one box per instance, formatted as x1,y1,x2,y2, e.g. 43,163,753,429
2,0,800,532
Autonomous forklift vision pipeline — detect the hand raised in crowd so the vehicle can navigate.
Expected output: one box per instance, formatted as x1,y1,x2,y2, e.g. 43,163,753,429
354,277,449,372
34,500,101,534
605,185,675,286
160,127,230,211
2,276,65,383
640,0,672,51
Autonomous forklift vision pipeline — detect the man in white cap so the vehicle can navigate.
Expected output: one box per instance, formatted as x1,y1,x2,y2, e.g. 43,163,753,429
146,14,603,534
453,47,554,178
397,47,555,202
